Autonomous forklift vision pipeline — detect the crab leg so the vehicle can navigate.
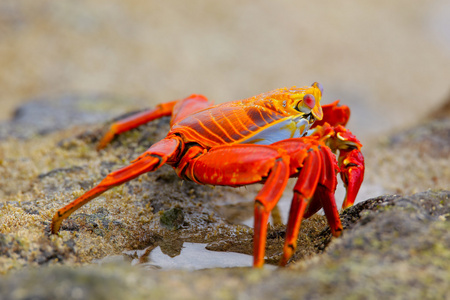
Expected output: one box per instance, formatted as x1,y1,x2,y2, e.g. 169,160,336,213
273,138,342,266
97,101,177,150
169,94,211,126
279,148,321,266
51,137,182,234
253,157,290,267
97,94,212,150
186,144,290,267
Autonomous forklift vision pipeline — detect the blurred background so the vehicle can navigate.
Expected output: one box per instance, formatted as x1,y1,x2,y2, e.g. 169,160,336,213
0,0,449,145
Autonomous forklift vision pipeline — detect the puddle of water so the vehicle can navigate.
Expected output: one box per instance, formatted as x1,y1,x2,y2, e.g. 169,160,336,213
122,243,255,270
95,182,385,271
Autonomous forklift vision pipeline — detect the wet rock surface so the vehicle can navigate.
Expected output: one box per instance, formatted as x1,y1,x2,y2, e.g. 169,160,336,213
1,191,449,299
0,98,449,299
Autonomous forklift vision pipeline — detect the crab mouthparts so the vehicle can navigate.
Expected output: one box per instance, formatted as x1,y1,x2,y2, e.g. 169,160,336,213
303,113,316,125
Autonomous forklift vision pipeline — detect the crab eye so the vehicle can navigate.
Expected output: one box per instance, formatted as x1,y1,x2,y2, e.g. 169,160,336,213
303,94,316,109
311,82,323,95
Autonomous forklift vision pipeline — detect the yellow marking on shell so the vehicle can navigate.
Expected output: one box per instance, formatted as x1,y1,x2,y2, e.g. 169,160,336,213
289,93,302,100
209,111,236,142
245,138,265,144
210,172,219,181
232,109,253,133
221,110,246,139
193,116,227,144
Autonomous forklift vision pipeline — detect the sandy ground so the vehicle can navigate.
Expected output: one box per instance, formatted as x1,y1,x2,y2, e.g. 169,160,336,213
1,0,450,146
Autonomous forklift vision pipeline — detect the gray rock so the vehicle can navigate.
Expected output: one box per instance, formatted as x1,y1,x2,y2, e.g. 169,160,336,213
0,98,449,299
1,191,448,299
0,95,138,140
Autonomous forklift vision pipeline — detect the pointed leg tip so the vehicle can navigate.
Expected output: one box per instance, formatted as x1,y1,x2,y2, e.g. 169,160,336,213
279,256,289,267
331,226,343,237
280,243,295,267
50,220,61,235
97,134,114,151
253,259,264,268
253,203,271,269
342,198,353,210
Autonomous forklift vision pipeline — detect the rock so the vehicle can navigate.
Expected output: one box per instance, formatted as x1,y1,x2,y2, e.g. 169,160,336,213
160,207,185,231
0,191,448,299
0,98,449,298
0,95,140,140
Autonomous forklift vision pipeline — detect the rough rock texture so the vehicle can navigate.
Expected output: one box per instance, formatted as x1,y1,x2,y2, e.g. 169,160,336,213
0,191,448,299
0,96,449,299
365,103,450,195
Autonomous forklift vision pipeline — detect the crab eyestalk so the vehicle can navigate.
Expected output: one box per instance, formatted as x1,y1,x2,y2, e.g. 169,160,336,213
310,82,324,121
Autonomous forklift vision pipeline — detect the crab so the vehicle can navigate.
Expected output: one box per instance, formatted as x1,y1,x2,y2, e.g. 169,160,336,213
50,82,364,267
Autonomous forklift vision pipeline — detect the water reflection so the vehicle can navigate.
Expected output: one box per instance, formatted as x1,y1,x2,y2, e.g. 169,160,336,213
123,243,254,270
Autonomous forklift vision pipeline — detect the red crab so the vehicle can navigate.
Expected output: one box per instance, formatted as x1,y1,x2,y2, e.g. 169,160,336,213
51,82,364,267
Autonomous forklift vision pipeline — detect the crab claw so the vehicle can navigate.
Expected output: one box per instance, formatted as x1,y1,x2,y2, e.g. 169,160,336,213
340,149,365,209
